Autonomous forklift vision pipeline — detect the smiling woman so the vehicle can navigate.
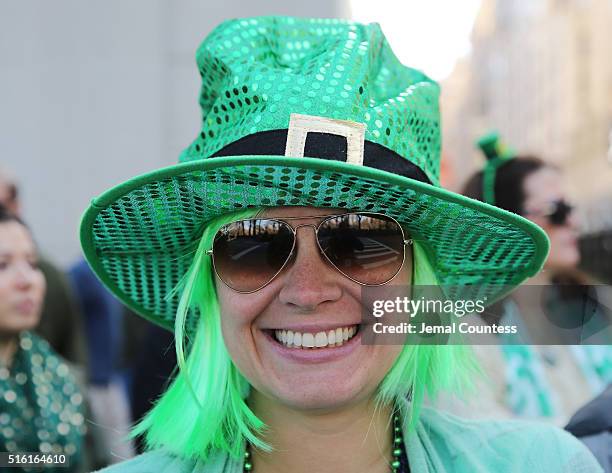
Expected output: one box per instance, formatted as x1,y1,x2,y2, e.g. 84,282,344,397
132,206,459,463
82,16,602,473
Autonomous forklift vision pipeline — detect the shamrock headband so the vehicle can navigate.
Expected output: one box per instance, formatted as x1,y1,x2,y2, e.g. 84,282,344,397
476,131,516,206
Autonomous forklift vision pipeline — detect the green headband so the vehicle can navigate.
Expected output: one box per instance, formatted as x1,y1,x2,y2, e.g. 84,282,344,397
476,131,515,205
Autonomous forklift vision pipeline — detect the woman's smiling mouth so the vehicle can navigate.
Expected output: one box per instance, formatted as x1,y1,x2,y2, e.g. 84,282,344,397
260,324,364,364
273,325,359,348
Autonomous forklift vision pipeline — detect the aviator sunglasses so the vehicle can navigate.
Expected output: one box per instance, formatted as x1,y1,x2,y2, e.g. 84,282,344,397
206,212,412,293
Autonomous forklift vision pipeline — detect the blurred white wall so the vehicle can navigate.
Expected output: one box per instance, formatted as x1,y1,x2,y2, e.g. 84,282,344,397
1,0,350,267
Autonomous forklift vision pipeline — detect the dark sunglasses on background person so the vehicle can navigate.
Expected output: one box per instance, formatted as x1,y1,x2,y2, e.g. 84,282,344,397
206,212,412,293
524,199,574,226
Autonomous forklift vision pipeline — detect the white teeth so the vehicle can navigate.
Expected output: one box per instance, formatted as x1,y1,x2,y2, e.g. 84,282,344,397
302,333,315,348
273,325,359,348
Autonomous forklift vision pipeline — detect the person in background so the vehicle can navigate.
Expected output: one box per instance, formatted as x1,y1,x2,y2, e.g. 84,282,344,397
0,204,86,471
0,166,88,371
118,300,179,453
126,321,176,453
68,258,137,464
456,132,612,425
566,384,612,472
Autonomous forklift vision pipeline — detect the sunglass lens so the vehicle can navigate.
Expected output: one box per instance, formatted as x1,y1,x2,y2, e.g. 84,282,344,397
549,200,573,226
317,214,406,285
213,219,294,292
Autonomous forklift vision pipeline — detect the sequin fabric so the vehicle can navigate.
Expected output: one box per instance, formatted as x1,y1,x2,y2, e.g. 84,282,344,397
183,17,441,185
0,332,85,471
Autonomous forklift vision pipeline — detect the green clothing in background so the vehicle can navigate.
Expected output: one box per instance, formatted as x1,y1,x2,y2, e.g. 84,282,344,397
0,332,86,472
96,398,601,473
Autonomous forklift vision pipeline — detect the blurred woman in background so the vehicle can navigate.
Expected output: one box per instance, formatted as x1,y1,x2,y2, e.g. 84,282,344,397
458,133,612,424
0,205,86,471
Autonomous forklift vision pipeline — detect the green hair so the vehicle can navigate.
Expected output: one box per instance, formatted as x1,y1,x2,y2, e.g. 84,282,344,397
131,208,475,461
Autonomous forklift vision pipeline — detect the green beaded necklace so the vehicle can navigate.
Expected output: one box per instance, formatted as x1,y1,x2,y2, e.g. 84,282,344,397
243,410,407,472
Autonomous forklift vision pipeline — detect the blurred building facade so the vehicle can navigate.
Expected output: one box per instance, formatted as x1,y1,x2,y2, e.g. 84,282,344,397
441,0,612,226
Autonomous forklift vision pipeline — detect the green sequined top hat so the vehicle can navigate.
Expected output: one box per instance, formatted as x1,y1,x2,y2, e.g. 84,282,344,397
80,16,549,334
476,131,516,206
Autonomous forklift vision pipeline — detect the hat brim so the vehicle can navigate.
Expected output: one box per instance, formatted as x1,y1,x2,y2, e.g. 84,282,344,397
80,156,549,333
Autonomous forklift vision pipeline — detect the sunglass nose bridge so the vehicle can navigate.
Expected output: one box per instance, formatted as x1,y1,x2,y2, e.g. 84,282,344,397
292,223,319,233
291,223,325,255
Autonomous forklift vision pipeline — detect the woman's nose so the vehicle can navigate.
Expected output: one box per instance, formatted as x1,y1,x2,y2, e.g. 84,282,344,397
277,225,343,312
566,207,579,231
12,263,37,289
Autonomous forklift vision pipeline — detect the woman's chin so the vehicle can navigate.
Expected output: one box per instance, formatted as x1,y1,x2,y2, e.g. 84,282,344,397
260,359,389,412
547,250,580,272
1,313,40,334
271,381,370,412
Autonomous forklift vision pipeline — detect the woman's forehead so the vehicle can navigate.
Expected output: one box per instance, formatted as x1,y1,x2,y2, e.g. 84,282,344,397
523,167,565,204
259,206,345,218
0,222,36,257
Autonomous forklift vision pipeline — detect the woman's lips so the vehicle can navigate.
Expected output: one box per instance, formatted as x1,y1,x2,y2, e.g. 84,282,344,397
261,325,363,364
272,325,358,348
15,299,36,314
